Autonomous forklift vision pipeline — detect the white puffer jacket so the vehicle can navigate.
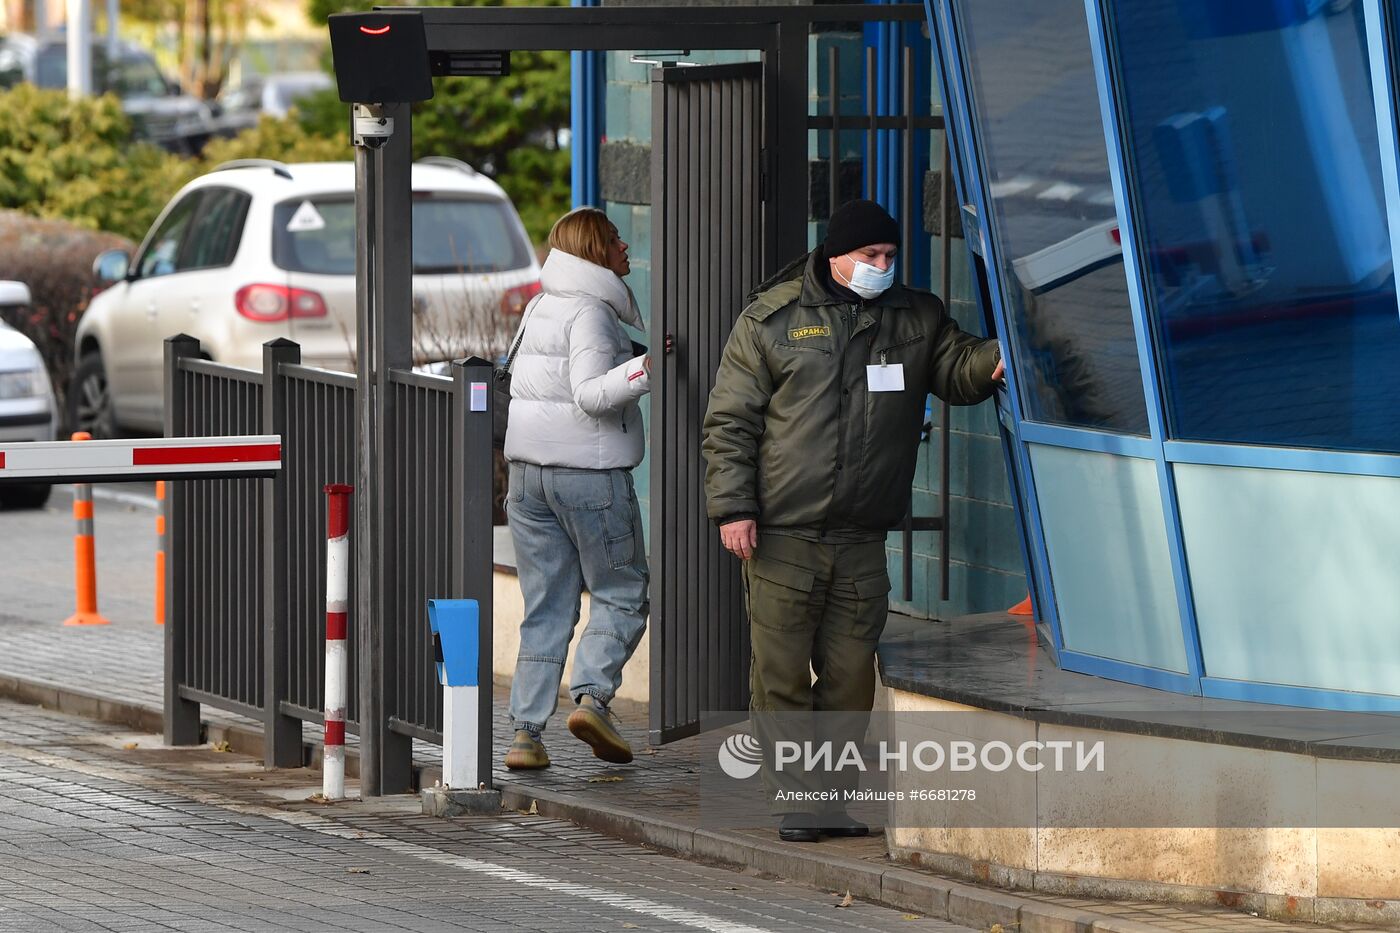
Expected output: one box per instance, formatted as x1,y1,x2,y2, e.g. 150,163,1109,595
504,248,651,469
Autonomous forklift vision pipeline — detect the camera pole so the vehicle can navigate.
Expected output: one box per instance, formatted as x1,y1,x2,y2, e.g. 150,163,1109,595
352,101,414,796
352,102,383,797
333,8,433,798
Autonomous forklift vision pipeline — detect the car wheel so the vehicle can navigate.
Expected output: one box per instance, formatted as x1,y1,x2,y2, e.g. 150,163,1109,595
70,352,119,439
0,484,53,510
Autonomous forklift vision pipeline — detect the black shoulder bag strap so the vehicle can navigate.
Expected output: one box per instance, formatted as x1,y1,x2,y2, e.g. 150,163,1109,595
504,293,545,372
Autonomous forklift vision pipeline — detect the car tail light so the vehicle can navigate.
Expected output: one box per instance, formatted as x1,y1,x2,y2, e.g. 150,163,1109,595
235,284,328,322
500,280,542,316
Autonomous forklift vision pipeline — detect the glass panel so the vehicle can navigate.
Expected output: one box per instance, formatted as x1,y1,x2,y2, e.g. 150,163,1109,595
184,189,249,271
954,0,1149,434
272,197,532,276
1177,463,1400,697
137,193,202,279
1105,0,1400,452
1029,444,1188,672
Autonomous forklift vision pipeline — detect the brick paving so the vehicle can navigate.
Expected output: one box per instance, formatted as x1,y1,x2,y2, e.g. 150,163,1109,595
0,490,1390,932
0,698,970,932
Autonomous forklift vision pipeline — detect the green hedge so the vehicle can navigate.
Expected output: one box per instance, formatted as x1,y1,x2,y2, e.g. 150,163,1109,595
0,211,133,421
0,85,350,243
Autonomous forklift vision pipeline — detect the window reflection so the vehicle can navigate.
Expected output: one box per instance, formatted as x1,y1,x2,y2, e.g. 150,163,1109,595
956,0,1150,434
1108,0,1400,452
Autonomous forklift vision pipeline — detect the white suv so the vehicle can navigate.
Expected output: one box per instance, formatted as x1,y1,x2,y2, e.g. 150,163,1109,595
74,159,540,435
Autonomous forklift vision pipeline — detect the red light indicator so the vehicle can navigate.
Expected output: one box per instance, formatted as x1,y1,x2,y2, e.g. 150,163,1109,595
359,24,391,35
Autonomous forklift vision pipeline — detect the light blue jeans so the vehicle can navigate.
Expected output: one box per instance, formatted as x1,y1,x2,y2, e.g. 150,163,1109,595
506,461,650,734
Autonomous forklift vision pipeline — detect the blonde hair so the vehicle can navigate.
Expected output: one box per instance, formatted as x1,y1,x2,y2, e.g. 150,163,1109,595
548,207,614,268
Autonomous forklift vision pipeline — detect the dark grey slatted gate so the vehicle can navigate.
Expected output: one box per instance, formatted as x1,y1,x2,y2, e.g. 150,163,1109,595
649,62,769,744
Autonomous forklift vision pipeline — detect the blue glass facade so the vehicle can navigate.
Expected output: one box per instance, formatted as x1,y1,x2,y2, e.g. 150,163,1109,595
956,0,1149,435
929,0,1400,709
1110,0,1400,453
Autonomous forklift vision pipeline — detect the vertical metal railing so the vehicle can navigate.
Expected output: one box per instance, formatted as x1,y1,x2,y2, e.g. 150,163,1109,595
279,362,359,728
649,64,762,742
166,339,494,781
385,367,455,743
164,336,266,738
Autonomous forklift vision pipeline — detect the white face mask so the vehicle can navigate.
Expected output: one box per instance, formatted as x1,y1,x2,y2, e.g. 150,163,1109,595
835,256,896,299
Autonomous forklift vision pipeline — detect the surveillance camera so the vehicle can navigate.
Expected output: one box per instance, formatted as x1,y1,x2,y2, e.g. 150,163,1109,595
352,106,394,149
355,131,392,150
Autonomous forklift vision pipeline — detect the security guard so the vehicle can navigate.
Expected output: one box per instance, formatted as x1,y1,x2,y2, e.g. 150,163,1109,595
702,199,1004,842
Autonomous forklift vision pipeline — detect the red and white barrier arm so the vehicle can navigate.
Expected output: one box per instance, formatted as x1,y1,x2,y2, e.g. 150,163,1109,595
0,435,282,483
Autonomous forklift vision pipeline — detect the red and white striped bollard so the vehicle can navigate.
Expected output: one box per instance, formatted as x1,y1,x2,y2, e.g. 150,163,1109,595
323,483,353,800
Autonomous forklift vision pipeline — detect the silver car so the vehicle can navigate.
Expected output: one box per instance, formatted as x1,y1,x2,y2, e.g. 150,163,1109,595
0,281,58,509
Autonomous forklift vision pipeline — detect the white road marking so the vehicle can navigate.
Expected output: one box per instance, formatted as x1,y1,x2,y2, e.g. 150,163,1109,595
988,176,1036,198
0,738,777,933
1036,182,1083,201
61,484,158,510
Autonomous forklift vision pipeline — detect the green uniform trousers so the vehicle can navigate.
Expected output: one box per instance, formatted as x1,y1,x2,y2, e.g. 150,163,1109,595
742,532,890,814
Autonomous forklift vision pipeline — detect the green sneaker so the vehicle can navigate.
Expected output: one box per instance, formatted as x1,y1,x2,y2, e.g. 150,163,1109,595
567,695,633,764
503,729,550,770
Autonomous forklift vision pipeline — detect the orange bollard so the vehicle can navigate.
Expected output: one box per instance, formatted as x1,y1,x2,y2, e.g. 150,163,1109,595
64,432,110,627
1008,594,1034,617
155,481,166,626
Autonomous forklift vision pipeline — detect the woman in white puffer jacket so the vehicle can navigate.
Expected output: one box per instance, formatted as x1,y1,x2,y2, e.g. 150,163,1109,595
502,207,651,771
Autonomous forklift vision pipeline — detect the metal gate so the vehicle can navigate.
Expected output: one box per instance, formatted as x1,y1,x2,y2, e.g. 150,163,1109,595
649,62,770,743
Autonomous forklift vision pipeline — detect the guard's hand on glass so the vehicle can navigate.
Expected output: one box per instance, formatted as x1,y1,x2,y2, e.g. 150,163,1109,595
720,519,758,561
992,359,1006,384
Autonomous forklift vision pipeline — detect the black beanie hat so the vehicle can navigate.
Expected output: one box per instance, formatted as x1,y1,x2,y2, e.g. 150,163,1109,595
822,199,900,259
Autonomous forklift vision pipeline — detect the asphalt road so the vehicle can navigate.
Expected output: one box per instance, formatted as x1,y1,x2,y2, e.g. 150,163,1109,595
0,483,159,627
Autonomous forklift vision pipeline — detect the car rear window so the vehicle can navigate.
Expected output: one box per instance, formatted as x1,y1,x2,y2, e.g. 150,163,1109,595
271,194,532,276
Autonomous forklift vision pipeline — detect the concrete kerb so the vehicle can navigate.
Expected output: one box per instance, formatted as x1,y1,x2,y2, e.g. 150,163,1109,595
0,672,1263,933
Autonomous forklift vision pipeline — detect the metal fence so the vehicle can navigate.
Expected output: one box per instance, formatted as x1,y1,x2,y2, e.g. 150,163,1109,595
163,335,492,780
165,355,264,724
279,362,358,728
385,369,455,742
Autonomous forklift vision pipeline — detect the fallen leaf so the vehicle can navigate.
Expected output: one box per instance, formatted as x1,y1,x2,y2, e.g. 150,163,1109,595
587,775,624,783
622,924,638,929
306,793,335,805
210,741,231,753
527,800,538,815
836,890,854,908
346,867,369,874
900,914,920,921
989,925,1004,933
121,742,138,750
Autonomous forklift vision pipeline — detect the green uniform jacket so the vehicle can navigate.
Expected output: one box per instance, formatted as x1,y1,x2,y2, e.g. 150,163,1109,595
702,251,1001,537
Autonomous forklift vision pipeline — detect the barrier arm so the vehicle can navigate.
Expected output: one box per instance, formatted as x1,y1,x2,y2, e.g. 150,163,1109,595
0,435,282,484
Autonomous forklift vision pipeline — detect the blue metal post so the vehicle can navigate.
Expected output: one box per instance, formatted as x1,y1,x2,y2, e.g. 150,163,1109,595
570,0,604,207
1083,0,1206,687
925,0,1066,651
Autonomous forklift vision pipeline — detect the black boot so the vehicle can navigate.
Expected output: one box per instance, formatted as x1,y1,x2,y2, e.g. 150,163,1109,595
777,813,821,843
819,811,870,838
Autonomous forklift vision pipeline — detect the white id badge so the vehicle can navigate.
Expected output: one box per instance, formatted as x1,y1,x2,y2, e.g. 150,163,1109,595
867,363,905,392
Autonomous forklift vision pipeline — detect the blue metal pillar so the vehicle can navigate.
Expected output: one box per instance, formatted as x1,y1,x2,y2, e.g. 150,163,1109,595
570,0,604,207
865,1,933,288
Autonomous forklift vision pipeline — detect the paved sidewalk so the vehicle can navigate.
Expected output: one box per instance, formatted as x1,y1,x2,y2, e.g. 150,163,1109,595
0,493,1388,932
0,698,974,932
